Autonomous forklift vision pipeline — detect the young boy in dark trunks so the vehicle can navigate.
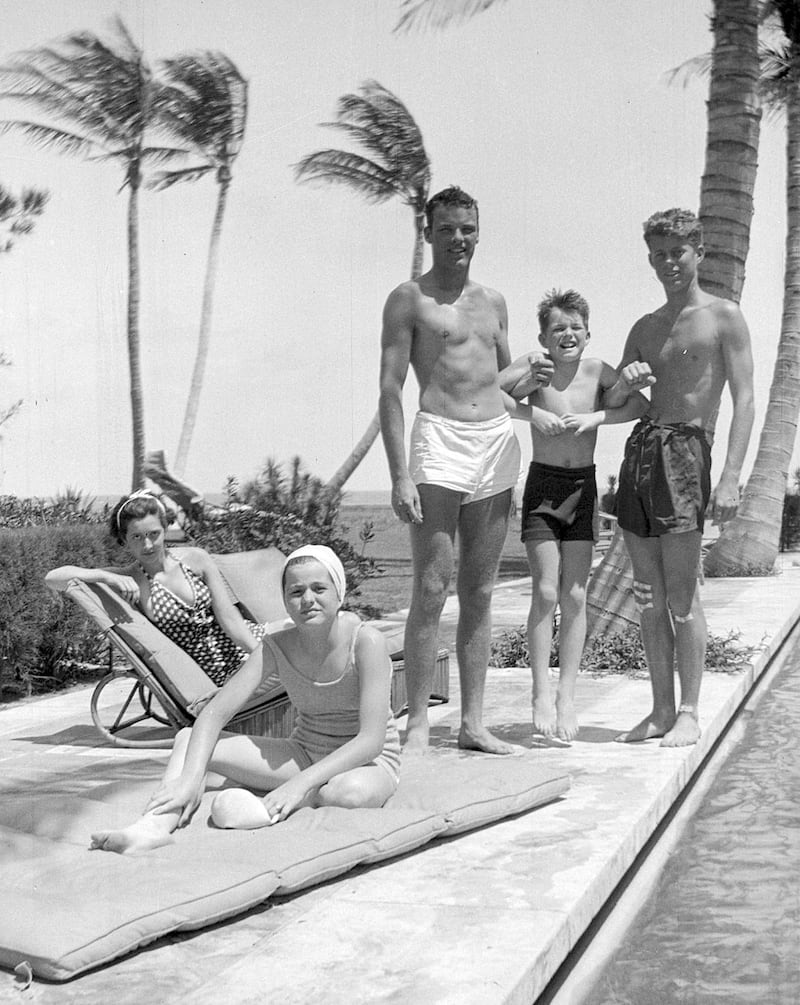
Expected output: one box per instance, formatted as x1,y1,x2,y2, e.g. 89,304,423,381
605,208,754,747
501,289,646,741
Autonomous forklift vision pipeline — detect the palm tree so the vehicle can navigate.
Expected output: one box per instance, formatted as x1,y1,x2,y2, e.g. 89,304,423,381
0,184,47,253
0,17,183,489
705,1,800,574
294,80,431,491
149,51,248,479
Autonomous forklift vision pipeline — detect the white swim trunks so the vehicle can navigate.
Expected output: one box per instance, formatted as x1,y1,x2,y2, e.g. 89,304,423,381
408,411,521,504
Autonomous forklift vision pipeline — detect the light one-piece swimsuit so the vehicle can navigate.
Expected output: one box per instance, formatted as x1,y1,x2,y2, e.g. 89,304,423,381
144,559,266,686
262,619,401,786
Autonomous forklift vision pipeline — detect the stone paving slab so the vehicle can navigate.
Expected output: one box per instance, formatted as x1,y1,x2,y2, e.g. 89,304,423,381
0,561,798,1002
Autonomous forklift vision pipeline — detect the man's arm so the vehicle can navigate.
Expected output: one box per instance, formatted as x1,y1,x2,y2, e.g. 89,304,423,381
604,321,656,408
499,351,554,400
379,285,422,524
710,301,755,525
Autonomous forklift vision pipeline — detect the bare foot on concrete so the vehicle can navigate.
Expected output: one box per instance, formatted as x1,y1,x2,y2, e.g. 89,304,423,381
555,697,579,742
661,710,701,747
90,816,175,855
532,695,556,737
402,717,431,755
458,724,518,755
614,714,672,744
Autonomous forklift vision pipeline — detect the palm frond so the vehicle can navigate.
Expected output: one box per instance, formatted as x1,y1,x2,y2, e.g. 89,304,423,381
152,50,248,165
146,165,215,190
294,149,401,203
663,53,713,88
394,0,506,33
0,119,98,157
142,144,193,167
759,43,794,116
305,80,429,196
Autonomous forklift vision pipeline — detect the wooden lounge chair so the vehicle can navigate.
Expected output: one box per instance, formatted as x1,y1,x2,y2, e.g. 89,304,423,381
65,546,449,748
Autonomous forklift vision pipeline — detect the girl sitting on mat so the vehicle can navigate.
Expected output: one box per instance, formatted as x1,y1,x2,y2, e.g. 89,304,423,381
89,544,401,853
45,490,267,696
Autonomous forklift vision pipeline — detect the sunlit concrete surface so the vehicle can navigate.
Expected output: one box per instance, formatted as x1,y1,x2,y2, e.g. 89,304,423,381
1,558,799,1003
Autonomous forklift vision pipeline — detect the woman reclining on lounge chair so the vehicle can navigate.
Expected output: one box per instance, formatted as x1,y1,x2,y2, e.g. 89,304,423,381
45,491,267,691
90,545,401,853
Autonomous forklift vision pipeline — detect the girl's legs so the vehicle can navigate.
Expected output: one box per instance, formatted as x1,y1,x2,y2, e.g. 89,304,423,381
555,541,594,741
525,539,560,736
91,729,306,853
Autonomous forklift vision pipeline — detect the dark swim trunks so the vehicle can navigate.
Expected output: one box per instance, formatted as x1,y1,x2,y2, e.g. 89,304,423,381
616,418,712,537
521,462,598,544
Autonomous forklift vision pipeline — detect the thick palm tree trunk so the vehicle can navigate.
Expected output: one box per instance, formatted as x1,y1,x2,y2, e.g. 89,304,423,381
326,219,426,493
126,171,146,490
705,71,800,575
698,0,761,302
174,174,230,477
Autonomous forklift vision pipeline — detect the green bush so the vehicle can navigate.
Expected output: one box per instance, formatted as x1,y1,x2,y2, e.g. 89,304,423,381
0,523,116,699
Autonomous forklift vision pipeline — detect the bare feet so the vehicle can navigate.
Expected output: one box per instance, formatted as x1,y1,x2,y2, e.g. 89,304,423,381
614,714,671,744
555,696,579,742
402,716,431,755
458,723,517,755
532,695,556,737
661,710,701,747
90,816,175,855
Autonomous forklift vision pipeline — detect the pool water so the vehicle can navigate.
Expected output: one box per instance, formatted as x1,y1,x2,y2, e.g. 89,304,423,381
583,641,800,1004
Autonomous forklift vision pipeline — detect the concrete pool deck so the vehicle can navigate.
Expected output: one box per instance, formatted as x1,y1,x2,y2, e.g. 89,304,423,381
1,557,799,1003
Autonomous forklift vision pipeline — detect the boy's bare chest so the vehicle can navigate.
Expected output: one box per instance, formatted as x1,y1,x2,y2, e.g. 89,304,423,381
536,365,599,411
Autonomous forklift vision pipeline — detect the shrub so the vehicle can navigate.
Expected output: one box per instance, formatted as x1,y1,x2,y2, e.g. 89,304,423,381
181,457,381,615
0,523,116,699
490,623,761,677
0,487,109,528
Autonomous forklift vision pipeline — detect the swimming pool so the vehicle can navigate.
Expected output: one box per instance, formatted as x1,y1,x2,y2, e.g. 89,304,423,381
580,638,800,1004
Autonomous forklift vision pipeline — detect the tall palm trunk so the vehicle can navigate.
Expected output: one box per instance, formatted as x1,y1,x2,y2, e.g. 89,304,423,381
126,161,146,490
698,0,762,302
174,169,230,477
326,216,426,493
705,66,800,575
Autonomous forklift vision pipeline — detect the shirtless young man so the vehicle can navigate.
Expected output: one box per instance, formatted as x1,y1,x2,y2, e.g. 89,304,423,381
501,289,646,743
605,208,754,747
379,186,545,754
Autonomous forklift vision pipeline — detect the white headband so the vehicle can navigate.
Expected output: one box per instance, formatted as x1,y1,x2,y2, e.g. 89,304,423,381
115,490,166,531
283,545,347,603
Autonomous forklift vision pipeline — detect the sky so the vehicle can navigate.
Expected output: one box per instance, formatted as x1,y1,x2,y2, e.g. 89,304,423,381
0,0,791,502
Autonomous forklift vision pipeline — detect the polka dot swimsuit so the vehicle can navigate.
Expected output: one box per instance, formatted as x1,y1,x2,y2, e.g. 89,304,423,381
144,560,266,686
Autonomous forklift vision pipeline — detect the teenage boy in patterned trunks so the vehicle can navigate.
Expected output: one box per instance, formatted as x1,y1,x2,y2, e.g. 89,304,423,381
501,288,646,742
605,208,754,747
